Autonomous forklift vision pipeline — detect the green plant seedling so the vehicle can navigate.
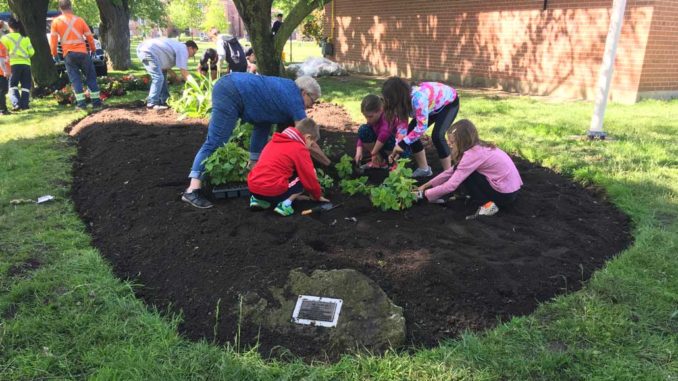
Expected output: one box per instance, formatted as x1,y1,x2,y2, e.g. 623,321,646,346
335,154,354,179
316,168,335,191
340,176,371,196
202,142,250,186
369,158,417,211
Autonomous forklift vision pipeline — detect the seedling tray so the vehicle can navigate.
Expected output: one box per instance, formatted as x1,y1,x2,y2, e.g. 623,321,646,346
211,184,250,199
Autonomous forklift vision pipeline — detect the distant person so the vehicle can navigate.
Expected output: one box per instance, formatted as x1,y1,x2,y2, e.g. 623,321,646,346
416,120,522,217
182,73,330,209
0,34,9,115
271,13,283,35
383,77,460,177
136,38,198,109
50,0,102,109
245,47,257,74
247,119,329,216
222,36,247,73
0,17,33,111
198,48,219,79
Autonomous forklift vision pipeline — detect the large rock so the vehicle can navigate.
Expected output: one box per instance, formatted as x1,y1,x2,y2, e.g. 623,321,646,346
240,268,405,355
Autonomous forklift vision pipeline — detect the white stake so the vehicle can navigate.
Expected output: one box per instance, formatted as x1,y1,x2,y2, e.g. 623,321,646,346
588,0,628,139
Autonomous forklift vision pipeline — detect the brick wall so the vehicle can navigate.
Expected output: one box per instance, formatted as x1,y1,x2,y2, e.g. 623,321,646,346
636,0,678,99
323,0,676,103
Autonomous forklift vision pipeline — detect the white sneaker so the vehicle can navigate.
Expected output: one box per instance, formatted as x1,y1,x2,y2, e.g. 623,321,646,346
411,166,432,178
153,104,169,110
478,201,499,216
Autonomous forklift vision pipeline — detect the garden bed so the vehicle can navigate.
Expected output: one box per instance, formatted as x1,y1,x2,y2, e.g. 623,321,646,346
70,104,631,361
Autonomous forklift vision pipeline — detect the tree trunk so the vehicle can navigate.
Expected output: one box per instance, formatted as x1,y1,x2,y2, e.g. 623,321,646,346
233,0,279,76
96,0,131,70
234,0,326,76
8,0,59,87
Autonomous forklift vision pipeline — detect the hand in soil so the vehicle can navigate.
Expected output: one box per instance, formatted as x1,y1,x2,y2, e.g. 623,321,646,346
318,196,330,203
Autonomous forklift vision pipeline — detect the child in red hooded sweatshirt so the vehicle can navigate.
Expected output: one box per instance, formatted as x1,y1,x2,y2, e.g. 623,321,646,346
247,118,330,216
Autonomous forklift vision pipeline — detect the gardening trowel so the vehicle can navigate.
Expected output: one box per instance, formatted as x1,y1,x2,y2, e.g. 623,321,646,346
301,203,341,216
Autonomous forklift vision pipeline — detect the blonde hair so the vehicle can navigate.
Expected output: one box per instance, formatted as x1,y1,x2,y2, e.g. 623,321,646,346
296,118,320,141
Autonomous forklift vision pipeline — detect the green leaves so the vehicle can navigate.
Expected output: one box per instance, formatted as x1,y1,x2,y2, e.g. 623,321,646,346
169,73,216,119
369,159,417,211
340,176,369,196
316,169,334,191
335,154,354,179
201,142,250,186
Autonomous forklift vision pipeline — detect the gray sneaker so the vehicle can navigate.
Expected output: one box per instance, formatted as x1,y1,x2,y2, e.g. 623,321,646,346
153,104,169,110
411,166,432,178
181,189,213,209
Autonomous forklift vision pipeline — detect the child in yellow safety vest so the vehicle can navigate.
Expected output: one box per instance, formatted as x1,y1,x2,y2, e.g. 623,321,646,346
0,17,34,111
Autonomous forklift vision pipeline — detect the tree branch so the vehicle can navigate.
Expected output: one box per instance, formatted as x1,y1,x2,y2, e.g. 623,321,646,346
274,0,326,52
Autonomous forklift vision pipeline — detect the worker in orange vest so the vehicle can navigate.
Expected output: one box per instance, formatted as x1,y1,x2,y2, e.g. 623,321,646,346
50,0,102,109
0,21,10,115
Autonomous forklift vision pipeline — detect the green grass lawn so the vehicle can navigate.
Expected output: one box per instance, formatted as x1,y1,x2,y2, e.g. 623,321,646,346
1,66,676,379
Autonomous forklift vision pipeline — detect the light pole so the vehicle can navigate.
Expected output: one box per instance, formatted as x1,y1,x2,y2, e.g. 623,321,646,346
588,0,627,140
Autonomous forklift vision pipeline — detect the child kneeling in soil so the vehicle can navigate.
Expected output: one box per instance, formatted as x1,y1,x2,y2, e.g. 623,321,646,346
354,94,403,169
417,119,522,216
247,119,330,216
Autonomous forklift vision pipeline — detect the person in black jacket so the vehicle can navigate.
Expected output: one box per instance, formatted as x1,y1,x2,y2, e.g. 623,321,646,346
198,48,219,79
271,13,283,35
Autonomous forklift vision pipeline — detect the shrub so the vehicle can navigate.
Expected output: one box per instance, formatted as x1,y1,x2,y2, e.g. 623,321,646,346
202,142,250,186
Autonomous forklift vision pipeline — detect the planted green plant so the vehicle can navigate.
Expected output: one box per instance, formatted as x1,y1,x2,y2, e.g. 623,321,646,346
230,122,253,150
370,158,418,211
340,176,370,195
169,73,215,119
335,154,354,179
320,135,347,158
316,168,334,191
202,142,250,186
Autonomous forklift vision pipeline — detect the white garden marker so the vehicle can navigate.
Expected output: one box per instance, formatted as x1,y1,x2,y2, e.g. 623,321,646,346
588,0,628,139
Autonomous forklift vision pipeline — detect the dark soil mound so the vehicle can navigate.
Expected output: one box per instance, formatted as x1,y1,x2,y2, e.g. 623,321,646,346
70,104,631,361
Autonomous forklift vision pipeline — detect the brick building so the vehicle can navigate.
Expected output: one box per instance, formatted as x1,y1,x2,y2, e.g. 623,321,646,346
323,0,677,103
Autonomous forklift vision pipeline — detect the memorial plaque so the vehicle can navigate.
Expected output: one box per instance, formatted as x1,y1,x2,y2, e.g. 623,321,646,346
292,295,343,327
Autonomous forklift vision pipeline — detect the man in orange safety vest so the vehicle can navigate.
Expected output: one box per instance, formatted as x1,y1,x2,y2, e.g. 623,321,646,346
50,0,103,109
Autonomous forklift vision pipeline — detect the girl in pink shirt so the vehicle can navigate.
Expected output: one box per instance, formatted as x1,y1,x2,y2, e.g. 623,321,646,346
354,94,406,169
417,119,522,216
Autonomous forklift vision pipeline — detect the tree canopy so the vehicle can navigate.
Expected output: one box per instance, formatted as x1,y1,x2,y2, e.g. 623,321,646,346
166,0,205,31
202,0,229,33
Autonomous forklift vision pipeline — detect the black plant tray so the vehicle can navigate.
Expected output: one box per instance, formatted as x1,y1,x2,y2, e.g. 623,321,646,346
211,184,250,199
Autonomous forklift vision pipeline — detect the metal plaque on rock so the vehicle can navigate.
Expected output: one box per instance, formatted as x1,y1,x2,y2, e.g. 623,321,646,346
292,295,343,328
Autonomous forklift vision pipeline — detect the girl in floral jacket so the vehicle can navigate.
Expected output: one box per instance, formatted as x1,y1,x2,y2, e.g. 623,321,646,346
382,77,459,177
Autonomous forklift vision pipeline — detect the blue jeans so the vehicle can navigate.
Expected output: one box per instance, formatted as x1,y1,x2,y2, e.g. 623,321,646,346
357,124,396,158
64,52,101,106
137,50,169,106
188,76,273,179
9,64,31,109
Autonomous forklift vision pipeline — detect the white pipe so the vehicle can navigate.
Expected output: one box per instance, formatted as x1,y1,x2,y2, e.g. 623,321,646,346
588,0,627,139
